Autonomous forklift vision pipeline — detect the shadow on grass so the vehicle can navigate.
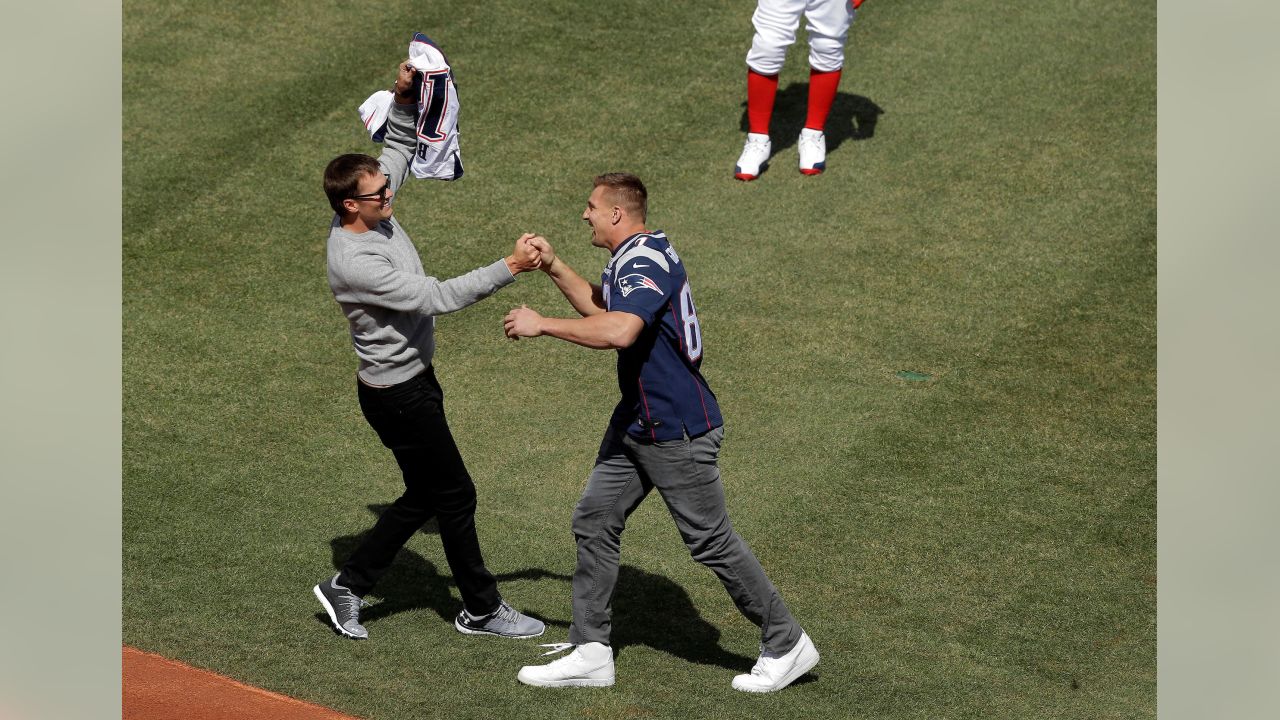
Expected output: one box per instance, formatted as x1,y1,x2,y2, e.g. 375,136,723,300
316,503,572,631
737,86,883,156
610,565,759,673
320,511,804,679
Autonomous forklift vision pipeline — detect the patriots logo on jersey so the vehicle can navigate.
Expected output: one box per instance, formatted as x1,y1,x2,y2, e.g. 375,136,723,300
616,273,663,298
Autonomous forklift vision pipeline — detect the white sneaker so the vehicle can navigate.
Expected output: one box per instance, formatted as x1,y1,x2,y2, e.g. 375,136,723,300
517,642,616,688
798,128,827,175
731,631,819,693
734,133,772,181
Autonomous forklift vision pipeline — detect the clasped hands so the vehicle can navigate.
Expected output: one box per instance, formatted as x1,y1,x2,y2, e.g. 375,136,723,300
504,234,555,340
505,232,553,275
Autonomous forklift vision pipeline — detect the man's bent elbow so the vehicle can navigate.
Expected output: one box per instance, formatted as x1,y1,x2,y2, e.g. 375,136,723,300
608,326,642,349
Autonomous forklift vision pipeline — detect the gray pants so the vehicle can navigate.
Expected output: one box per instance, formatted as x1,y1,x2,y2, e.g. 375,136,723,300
567,424,801,654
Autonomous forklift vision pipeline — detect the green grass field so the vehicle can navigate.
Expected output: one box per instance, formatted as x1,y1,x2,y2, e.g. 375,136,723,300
123,1,1155,718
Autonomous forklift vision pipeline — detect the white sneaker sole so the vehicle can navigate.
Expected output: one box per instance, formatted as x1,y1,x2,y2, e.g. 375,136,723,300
733,640,820,693
517,669,615,688
454,617,545,639
313,584,366,640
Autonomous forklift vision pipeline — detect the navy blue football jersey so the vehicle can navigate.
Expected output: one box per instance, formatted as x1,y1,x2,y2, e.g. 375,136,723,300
602,231,723,441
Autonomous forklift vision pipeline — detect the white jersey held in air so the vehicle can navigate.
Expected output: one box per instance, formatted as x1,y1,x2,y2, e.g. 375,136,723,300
358,32,464,181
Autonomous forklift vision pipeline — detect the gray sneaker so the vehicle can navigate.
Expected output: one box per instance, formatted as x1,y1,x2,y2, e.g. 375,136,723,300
454,600,545,639
313,575,370,640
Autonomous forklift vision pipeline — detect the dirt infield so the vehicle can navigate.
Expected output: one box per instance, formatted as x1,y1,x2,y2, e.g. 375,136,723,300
123,647,362,720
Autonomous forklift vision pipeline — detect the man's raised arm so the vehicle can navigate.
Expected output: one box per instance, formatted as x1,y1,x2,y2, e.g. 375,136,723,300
528,237,606,317
377,61,419,193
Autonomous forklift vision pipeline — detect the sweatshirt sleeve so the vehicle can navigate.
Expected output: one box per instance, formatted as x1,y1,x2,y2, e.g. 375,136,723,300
378,102,418,193
335,250,516,316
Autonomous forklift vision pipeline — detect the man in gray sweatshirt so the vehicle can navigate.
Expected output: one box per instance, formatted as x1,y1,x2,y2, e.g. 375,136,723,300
313,61,544,641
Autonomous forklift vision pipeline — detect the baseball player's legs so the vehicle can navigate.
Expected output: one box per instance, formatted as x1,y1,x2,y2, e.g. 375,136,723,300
747,0,806,76
740,0,808,179
340,368,500,614
568,424,653,646
626,427,803,655
790,0,852,172
804,0,853,72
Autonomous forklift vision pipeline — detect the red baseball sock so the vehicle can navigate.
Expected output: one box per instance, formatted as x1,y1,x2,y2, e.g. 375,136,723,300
805,67,842,131
747,69,779,135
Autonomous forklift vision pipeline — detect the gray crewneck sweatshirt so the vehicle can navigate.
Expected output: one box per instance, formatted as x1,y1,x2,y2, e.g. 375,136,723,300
327,102,515,386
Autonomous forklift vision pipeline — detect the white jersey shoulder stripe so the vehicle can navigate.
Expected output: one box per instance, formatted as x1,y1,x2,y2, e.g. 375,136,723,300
614,245,670,273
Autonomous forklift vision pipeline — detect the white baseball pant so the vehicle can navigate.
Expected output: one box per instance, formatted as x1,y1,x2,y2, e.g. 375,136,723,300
746,0,855,75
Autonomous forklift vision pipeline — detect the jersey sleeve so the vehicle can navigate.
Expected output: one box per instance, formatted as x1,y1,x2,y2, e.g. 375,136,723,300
608,244,676,325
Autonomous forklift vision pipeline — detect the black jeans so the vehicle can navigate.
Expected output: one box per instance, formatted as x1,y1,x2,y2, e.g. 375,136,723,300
337,365,500,616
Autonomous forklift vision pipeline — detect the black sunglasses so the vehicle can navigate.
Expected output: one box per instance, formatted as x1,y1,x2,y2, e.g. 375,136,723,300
349,174,392,203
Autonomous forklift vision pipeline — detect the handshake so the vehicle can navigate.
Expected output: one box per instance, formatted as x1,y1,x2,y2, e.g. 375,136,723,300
503,233,555,340
505,233,555,275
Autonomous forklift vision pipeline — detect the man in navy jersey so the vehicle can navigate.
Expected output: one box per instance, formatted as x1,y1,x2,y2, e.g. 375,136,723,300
502,173,818,692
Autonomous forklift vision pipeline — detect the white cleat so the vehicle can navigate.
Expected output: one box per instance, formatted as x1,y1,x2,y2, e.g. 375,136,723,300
734,133,772,181
798,128,827,176
517,642,616,688
731,631,820,693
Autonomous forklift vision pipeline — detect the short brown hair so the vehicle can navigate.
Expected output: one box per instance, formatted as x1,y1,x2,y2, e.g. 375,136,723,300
324,154,382,214
593,172,647,222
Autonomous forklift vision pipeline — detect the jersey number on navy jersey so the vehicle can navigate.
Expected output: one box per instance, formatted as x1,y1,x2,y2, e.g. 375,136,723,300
678,281,703,362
